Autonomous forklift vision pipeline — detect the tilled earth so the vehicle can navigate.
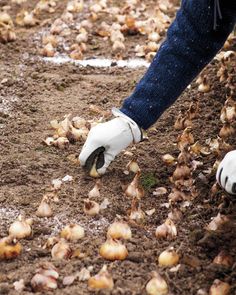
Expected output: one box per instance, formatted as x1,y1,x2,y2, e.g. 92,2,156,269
0,1,236,294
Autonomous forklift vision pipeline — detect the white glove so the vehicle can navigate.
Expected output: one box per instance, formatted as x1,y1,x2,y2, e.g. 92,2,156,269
216,150,236,195
79,108,142,175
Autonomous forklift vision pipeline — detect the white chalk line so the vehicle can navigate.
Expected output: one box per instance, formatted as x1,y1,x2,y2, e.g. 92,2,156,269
41,55,150,68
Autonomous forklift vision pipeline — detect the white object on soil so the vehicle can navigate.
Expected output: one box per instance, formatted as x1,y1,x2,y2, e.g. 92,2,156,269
42,55,150,68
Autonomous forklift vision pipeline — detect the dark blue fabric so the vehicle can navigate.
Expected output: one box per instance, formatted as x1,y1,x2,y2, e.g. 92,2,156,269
120,0,236,130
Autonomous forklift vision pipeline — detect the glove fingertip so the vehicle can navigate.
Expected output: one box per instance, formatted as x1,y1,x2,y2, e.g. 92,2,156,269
78,153,86,166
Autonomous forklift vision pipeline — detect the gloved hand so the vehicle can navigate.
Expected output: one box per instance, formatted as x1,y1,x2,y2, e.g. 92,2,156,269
79,108,142,175
216,150,236,195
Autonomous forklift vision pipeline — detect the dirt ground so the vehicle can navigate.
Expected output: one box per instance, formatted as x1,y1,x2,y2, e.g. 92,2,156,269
0,1,236,294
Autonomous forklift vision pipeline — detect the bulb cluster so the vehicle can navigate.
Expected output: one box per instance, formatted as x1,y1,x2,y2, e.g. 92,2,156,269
35,0,176,61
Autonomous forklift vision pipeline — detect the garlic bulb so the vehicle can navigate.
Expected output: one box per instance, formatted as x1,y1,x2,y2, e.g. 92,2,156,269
146,272,168,295
88,265,114,290
9,215,32,239
36,196,53,217
0,236,22,260
60,224,85,241
83,199,100,216
107,221,132,240
158,247,180,267
51,239,72,260
209,279,230,295
99,238,128,261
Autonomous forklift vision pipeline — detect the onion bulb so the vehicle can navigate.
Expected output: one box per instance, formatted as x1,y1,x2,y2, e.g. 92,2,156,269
155,218,177,239
89,160,100,178
60,224,85,242
177,127,194,151
162,154,176,165
146,272,168,295
125,171,145,199
83,199,100,216
168,209,183,221
173,164,191,180
112,40,125,52
67,0,83,13
88,265,114,290
0,12,13,26
0,236,22,260
198,77,210,93
67,125,87,142
42,35,58,47
44,137,54,146
158,247,180,267
213,251,233,268
107,221,132,240
209,279,230,295
88,180,101,198
40,43,55,57
72,116,87,129
70,49,83,60
36,196,53,217
206,213,229,231
9,215,32,239
219,123,235,139
126,159,140,173
31,264,59,292
99,238,128,261
129,197,145,223
148,32,160,42
51,239,72,260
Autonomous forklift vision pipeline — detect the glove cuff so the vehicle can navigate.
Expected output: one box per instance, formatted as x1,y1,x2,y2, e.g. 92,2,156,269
112,107,142,143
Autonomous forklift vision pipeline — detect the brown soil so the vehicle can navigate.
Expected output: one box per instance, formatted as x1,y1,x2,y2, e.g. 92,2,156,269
0,1,236,295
